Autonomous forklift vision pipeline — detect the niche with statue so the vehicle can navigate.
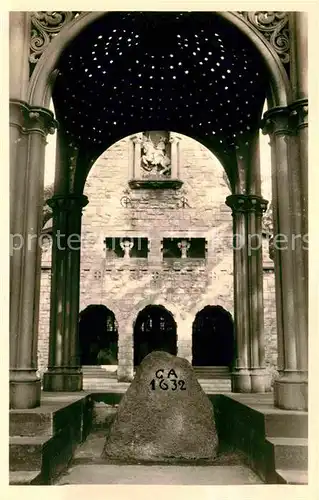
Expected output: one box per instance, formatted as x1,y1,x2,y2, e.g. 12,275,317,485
129,131,183,189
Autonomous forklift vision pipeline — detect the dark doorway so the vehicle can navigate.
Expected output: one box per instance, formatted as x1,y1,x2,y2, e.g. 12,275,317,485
133,305,177,366
192,305,234,366
79,305,118,365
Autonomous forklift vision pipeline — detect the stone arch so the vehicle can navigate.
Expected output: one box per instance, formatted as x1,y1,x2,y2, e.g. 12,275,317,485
133,304,177,366
28,11,290,108
78,304,118,365
191,305,235,367
125,297,184,336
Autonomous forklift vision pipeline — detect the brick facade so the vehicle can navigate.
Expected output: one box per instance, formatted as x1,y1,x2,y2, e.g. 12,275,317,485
38,134,277,378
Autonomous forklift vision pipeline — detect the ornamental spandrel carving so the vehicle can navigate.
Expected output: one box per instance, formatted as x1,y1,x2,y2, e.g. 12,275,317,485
30,12,81,73
29,11,290,76
238,11,290,65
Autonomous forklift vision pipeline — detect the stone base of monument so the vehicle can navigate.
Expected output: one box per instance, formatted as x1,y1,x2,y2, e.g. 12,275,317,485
101,351,219,463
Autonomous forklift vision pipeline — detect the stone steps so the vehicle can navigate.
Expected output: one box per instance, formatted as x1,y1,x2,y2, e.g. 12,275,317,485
275,468,308,484
193,366,231,379
266,437,308,471
9,394,93,485
82,366,118,379
212,394,308,484
9,470,42,485
10,435,51,471
264,412,308,439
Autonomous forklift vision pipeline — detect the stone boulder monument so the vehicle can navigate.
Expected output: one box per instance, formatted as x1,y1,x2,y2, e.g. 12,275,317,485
102,351,219,462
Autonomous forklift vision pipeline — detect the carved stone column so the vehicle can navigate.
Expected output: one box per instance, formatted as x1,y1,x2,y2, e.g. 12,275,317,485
246,195,268,392
289,12,308,373
43,194,88,392
226,194,251,392
263,107,308,410
10,101,57,408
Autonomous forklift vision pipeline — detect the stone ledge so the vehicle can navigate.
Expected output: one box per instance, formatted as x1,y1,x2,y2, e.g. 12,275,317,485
129,179,183,190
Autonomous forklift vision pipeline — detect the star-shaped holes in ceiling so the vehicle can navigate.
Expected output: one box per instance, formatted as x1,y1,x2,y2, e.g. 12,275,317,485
53,12,269,161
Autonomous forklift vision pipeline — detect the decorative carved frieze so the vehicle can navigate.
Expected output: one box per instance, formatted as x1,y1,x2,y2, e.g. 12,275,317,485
30,11,80,72
238,11,290,65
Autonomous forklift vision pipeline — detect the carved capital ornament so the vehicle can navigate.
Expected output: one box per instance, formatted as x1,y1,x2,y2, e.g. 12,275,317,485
10,99,58,137
47,194,89,213
226,194,268,215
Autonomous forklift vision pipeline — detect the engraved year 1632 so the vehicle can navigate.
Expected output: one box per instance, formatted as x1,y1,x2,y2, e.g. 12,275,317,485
150,369,186,391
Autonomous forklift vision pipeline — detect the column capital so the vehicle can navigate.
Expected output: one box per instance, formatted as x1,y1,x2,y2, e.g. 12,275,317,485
261,106,292,137
226,194,268,214
10,99,58,136
47,193,89,213
289,98,308,131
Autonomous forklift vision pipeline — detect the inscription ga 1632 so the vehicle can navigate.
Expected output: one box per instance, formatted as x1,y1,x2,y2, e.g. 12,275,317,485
150,368,186,391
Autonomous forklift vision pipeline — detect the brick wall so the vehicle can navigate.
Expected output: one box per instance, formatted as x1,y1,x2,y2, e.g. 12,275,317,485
38,133,277,377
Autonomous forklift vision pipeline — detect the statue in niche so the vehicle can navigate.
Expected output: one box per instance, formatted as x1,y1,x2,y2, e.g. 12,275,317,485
120,239,134,259
141,133,171,177
178,240,191,259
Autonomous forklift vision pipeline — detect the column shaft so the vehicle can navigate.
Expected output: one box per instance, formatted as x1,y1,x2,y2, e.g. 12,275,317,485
10,102,56,408
226,196,251,392
263,107,308,410
246,198,268,392
9,12,30,101
246,133,268,392
43,194,88,391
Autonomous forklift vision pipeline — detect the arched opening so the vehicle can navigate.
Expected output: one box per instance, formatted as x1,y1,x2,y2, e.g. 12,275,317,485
79,305,118,365
192,305,234,367
133,305,177,366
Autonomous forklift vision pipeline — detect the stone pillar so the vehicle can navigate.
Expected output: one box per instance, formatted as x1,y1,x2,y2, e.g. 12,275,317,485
43,194,88,392
10,101,57,408
226,195,251,392
246,196,268,392
177,334,192,364
289,13,308,385
117,331,134,382
263,107,307,410
9,12,30,102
